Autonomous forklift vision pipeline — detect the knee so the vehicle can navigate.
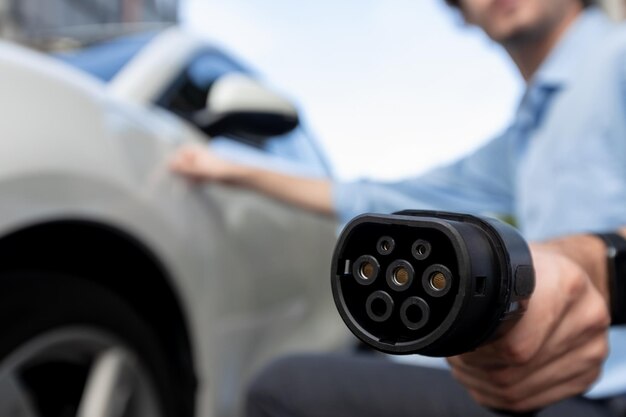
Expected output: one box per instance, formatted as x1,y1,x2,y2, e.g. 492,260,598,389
245,355,305,417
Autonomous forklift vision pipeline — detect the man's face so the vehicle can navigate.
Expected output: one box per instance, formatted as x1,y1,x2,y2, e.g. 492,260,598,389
458,0,583,45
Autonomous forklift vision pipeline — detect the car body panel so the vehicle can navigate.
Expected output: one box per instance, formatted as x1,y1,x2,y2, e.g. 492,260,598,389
0,38,348,416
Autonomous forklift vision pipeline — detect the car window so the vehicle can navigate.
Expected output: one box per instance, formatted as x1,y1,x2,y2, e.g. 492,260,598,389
160,49,332,176
54,31,332,176
54,32,158,82
156,48,249,114
187,50,248,90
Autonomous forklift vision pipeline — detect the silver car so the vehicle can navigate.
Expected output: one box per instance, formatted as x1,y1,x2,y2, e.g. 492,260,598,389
0,28,348,417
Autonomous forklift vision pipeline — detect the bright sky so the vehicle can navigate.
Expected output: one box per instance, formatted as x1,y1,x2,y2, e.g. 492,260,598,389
180,0,524,180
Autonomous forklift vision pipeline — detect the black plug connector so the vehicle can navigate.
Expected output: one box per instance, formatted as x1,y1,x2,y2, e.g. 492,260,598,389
331,210,535,357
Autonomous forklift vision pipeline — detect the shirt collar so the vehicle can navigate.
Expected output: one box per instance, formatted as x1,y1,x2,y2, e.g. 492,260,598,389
532,6,613,89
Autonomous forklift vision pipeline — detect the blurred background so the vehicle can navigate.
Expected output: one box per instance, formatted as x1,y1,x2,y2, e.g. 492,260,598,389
3,0,623,181
1,2,625,416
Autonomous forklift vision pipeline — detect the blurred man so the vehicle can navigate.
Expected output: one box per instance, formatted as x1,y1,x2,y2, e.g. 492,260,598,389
171,0,626,414
245,232,617,416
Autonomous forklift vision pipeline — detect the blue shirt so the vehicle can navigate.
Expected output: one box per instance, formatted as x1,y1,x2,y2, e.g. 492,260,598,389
333,7,626,398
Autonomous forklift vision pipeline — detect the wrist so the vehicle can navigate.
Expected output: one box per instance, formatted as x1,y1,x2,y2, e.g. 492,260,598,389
592,231,626,325
222,163,257,185
533,235,609,304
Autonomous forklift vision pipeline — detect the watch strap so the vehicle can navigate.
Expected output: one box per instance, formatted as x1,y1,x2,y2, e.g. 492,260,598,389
594,232,626,325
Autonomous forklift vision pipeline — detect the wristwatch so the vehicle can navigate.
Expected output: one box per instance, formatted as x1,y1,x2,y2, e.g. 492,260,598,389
594,232,626,325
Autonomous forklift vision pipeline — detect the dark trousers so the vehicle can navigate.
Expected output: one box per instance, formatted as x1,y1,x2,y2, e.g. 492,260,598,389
246,353,625,417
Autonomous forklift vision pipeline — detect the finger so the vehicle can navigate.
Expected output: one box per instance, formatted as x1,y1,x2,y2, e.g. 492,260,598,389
456,252,601,370
169,148,215,178
451,335,607,410
450,315,607,391
465,366,601,412
453,308,557,369
524,281,609,370
451,332,606,396
457,282,607,381
169,148,195,168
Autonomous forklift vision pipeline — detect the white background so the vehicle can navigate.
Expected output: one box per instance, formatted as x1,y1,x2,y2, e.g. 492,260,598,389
180,0,524,181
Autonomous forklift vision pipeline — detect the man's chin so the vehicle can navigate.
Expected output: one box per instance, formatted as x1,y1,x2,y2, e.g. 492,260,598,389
489,23,540,46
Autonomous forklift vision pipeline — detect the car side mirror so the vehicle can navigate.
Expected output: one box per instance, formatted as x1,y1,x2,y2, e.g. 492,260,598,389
194,73,300,142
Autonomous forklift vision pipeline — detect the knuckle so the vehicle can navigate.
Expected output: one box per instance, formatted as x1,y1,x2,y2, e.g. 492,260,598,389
564,269,587,297
584,369,602,387
588,338,609,364
570,370,601,396
505,400,529,413
496,385,524,405
589,302,611,330
589,367,604,386
486,368,517,387
501,342,534,365
577,299,611,337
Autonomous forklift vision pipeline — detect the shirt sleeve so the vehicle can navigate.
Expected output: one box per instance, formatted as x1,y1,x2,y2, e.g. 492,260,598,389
517,35,626,240
332,131,516,226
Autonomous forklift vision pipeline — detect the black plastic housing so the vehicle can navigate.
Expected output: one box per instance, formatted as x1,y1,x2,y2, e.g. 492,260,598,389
331,210,535,357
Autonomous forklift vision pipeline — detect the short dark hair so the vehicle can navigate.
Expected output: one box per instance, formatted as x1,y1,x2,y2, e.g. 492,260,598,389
445,0,596,8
